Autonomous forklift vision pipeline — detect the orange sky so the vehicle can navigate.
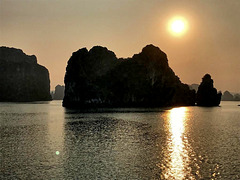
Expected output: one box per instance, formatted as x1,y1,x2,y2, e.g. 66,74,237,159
1,0,240,92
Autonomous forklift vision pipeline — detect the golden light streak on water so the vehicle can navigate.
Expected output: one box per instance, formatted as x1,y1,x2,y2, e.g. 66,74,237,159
47,101,65,160
163,107,194,180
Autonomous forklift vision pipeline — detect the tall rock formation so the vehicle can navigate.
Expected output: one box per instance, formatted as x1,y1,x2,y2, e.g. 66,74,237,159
53,85,65,100
196,74,222,106
63,45,196,108
0,47,52,102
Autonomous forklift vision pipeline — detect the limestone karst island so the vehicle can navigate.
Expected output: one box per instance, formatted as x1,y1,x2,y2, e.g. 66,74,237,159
0,47,51,102
0,45,222,107
63,44,221,108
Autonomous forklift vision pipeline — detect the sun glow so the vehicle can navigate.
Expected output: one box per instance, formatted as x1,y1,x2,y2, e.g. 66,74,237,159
169,17,188,36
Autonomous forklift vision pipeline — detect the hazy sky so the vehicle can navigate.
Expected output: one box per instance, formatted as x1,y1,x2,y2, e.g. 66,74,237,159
1,0,240,92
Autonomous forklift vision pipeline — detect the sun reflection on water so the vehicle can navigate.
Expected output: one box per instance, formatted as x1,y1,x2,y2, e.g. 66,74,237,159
163,107,193,180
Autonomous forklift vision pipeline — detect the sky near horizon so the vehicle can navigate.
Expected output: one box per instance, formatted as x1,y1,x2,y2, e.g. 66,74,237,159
1,0,240,92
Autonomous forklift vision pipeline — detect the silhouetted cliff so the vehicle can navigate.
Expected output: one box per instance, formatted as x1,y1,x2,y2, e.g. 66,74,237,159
53,85,65,100
196,74,221,106
63,45,195,108
0,47,52,102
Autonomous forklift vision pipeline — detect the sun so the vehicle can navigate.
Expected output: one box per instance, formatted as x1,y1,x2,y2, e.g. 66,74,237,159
169,17,188,36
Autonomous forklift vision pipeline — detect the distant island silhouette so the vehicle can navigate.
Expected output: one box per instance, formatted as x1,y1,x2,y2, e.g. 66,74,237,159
0,45,223,106
53,85,65,100
63,44,203,108
221,91,240,101
196,74,222,106
189,84,199,92
0,47,52,102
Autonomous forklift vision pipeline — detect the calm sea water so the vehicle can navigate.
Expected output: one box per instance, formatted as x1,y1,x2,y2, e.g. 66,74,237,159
0,101,239,179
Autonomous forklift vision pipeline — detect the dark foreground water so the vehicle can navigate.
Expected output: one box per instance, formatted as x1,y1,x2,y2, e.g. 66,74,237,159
0,101,239,179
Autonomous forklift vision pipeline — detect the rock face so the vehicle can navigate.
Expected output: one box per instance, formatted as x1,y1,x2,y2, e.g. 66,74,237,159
196,74,222,106
63,45,196,108
53,85,65,100
0,47,52,102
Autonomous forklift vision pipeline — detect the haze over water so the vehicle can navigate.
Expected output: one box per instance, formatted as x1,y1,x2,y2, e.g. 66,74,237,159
1,101,239,179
